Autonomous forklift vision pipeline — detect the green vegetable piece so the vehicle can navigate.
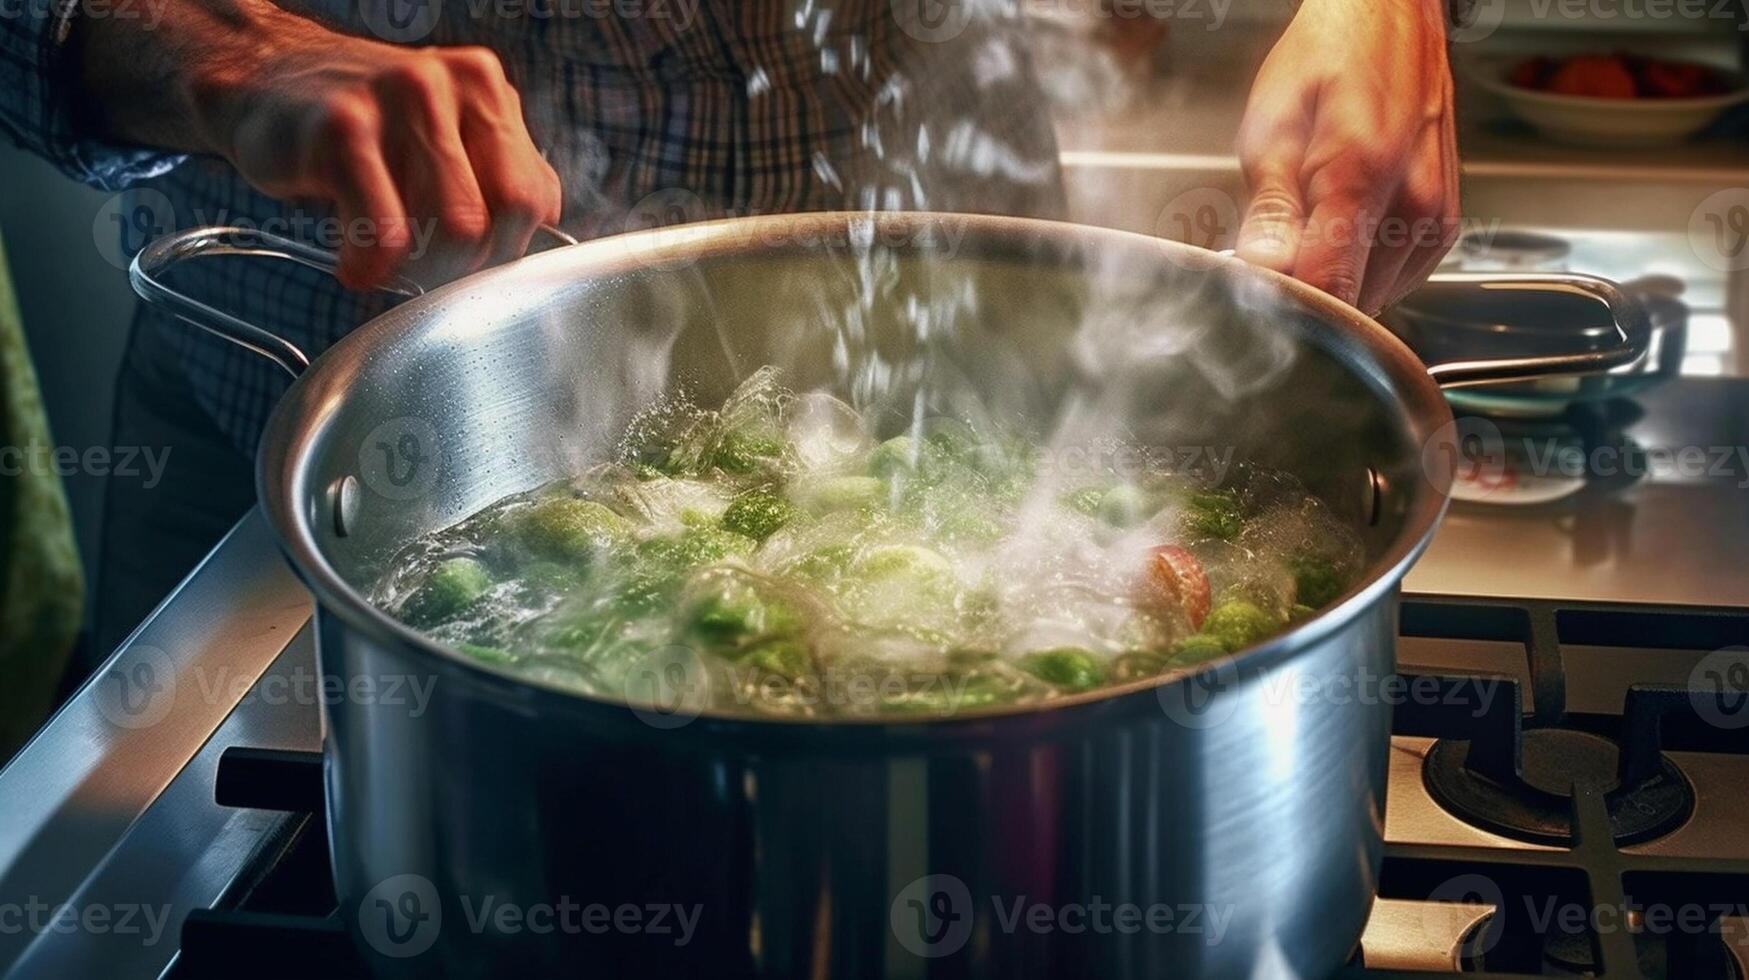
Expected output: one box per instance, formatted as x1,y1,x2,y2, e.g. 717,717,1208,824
618,528,755,613
882,672,1019,715
514,497,629,563
459,642,515,665
1187,489,1244,541
1289,554,1347,608
683,585,804,655
788,543,856,582
1288,603,1318,624
1199,599,1282,652
869,436,919,479
1019,648,1107,691
1097,484,1151,528
712,430,786,474
853,544,954,581
1168,634,1231,664
721,490,796,542
794,475,885,513
1063,486,1106,517
403,557,491,626
934,505,1003,545
744,637,813,680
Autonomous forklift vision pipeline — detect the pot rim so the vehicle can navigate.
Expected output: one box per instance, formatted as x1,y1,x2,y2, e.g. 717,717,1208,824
256,211,1455,730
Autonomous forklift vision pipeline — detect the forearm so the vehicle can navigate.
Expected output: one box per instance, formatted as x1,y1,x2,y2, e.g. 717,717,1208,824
72,0,310,157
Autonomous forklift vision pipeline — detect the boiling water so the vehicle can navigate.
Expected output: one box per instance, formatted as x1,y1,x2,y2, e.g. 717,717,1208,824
372,368,1363,718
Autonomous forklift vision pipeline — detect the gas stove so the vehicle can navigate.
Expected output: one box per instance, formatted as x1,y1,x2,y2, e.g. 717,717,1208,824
2,379,1747,980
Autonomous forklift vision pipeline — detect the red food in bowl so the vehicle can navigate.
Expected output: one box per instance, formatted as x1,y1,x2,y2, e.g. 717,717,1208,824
1547,55,1639,99
1507,51,1733,100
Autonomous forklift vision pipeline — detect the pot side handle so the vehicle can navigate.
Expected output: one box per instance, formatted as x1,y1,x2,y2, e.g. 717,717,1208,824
127,224,576,378
1402,272,1652,390
129,226,422,378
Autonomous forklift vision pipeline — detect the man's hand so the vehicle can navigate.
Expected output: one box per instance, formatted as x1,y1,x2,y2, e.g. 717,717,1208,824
76,0,562,289
1234,0,1459,314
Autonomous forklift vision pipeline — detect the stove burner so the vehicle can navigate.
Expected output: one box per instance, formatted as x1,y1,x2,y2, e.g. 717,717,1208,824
1424,729,1693,847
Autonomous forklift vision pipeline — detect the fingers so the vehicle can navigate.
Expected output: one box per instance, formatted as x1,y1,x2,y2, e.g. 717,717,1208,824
1235,82,1311,274
377,57,493,286
284,46,557,290
450,49,564,267
311,97,413,291
1291,195,1381,309
1360,117,1462,313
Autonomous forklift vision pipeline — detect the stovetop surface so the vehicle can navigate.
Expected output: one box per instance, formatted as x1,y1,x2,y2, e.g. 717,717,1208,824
2,379,1747,980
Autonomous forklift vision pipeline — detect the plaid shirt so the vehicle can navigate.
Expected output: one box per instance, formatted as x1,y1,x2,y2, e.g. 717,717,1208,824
0,0,1063,453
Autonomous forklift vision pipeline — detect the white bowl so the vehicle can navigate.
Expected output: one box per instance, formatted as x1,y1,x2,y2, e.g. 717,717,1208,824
1465,54,1749,147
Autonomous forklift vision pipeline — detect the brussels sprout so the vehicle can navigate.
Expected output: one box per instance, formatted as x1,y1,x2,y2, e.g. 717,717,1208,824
1186,489,1244,541
402,557,491,626
743,637,813,680
794,475,885,514
617,528,755,612
869,436,920,479
721,490,797,542
712,430,786,474
1289,554,1347,608
1199,599,1281,652
682,581,805,655
1018,648,1107,691
1097,484,1152,528
1169,634,1230,664
853,544,955,582
932,504,1003,546
513,497,629,563
786,544,857,582
539,600,632,653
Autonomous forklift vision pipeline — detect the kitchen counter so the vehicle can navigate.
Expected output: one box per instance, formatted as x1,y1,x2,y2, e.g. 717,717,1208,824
1405,377,1749,607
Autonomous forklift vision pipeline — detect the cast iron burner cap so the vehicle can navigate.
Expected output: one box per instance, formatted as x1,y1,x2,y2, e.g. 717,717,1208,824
1423,729,1693,847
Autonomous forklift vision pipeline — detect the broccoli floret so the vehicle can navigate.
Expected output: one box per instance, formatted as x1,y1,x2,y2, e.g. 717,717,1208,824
1199,599,1282,652
721,490,797,542
1018,648,1107,691
513,497,629,563
1186,489,1244,541
402,557,491,626
1289,554,1347,608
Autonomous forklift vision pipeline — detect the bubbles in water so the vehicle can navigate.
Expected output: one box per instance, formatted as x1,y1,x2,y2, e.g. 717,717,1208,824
372,373,1365,717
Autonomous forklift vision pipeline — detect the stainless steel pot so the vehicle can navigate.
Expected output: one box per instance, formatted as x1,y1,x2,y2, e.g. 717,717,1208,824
131,213,1647,980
